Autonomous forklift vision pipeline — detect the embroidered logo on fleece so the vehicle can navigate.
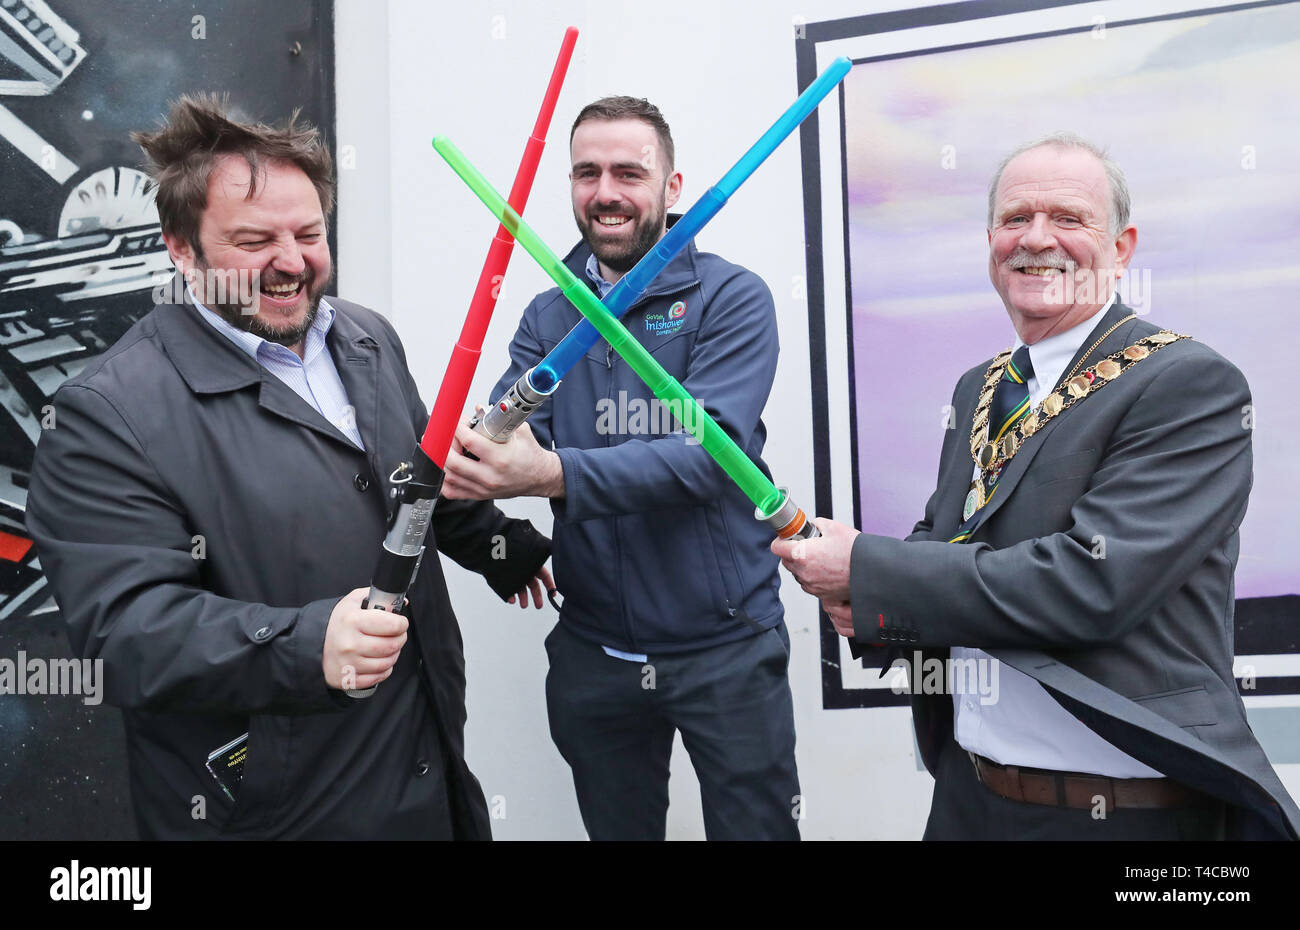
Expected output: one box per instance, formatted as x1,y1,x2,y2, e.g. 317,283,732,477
646,301,687,336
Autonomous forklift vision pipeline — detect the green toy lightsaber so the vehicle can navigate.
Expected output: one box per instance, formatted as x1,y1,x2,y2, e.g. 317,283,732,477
434,135,818,541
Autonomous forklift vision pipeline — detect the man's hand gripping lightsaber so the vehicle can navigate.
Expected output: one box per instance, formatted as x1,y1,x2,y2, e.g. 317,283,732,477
435,136,823,541
349,28,578,698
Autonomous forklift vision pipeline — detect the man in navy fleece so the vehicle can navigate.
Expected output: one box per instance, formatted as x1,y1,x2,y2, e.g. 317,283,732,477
442,96,799,840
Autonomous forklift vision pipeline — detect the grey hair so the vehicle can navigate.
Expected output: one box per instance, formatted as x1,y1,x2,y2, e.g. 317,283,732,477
986,132,1131,236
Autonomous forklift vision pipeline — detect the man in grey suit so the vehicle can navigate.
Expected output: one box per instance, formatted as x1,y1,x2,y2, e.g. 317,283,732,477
774,133,1300,840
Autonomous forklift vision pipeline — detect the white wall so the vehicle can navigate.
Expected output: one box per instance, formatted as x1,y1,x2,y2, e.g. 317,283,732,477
335,0,936,839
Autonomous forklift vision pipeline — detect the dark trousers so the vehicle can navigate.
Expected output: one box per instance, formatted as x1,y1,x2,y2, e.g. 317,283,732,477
544,621,801,841
923,736,1227,840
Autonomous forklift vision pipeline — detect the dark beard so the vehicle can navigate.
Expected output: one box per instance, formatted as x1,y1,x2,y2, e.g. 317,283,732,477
248,299,320,347
577,208,665,274
195,263,326,347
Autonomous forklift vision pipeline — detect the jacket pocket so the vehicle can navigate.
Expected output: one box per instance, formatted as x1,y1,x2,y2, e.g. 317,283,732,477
1132,684,1218,728
692,506,732,613
694,504,747,612
222,715,280,835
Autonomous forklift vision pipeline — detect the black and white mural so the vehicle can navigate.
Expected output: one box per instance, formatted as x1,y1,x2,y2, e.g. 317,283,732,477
0,0,334,838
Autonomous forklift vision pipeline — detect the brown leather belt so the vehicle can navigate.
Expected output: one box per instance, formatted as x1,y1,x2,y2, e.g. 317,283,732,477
968,752,1211,810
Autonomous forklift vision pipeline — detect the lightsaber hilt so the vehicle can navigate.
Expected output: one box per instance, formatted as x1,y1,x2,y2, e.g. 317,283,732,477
757,487,820,540
469,367,553,443
347,449,444,698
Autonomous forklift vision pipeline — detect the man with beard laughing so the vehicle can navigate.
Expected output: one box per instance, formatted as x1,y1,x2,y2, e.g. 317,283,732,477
26,94,554,839
443,97,800,840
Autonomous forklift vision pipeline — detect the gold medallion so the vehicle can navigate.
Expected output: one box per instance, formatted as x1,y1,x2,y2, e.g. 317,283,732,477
1067,375,1091,398
1000,434,1018,458
1043,393,1064,417
978,442,997,469
1022,412,1040,436
1096,359,1121,380
1147,331,1178,344
1123,345,1149,361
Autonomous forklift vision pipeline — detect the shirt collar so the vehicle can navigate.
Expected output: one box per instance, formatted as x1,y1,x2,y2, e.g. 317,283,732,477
1016,291,1116,394
584,252,616,298
566,213,699,304
188,282,336,364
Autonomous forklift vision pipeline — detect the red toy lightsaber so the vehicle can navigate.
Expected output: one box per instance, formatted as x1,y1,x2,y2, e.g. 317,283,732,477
347,27,578,698
422,26,579,467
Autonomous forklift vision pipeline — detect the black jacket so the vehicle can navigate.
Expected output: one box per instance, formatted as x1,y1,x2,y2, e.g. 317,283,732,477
26,293,549,839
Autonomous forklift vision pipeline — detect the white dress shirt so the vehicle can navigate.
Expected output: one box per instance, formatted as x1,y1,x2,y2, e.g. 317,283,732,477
189,288,365,450
952,294,1164,778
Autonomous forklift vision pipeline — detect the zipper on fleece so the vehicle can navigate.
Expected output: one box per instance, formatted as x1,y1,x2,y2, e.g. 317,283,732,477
605,344,640,654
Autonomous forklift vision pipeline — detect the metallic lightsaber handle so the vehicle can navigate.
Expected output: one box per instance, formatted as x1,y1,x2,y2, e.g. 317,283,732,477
470,368,551,443
349,458,441,699
346,539,427,698
345,573,419,698
344,586,398,698
757,488,820,540
364,587,406,613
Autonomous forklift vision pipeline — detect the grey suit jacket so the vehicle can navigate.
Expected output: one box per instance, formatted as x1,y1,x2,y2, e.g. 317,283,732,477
849,301,1300,839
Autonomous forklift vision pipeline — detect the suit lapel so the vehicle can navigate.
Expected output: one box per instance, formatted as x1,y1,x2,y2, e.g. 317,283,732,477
966,302,1141,538
254,378,364,450
930,374,986,541
154,283,374,455
326,308,384,477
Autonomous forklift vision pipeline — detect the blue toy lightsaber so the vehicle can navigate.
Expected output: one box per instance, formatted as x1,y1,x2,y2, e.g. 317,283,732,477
470,55,852,442
435,136,819,541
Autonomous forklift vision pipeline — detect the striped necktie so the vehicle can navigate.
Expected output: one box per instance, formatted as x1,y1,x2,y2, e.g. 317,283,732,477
989,345,1034,448
949,345,1034,543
